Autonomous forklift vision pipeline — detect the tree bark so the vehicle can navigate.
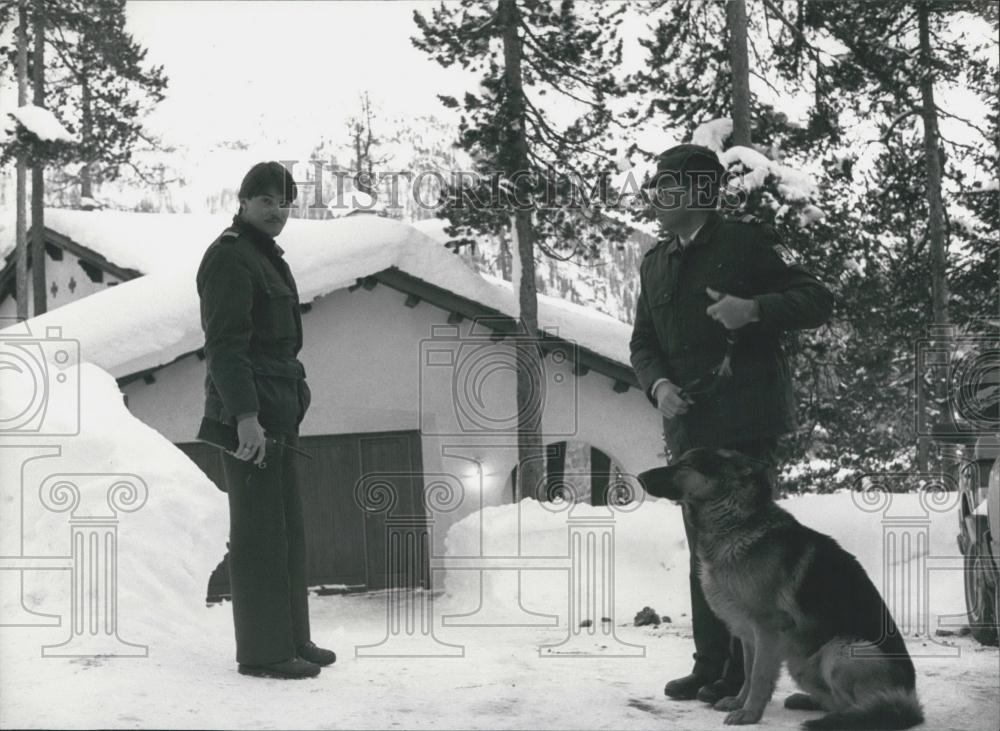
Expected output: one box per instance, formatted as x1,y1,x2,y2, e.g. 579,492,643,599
916,1,949,473
80,74,93,199
500,0,544,503
31,0,46,317
726,0,752,146
15,1,29,320
917,1,948,326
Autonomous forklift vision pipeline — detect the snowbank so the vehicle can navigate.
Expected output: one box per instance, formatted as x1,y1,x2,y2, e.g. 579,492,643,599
0,210,634,379
0,360,228,650
441,490,967,630
442,498,689,624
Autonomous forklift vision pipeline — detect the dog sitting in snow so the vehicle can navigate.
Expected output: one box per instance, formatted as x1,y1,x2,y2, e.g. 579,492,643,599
639,448,923,729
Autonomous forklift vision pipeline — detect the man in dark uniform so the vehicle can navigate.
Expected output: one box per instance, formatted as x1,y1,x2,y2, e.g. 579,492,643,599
196,161,336,679
629,144,833,705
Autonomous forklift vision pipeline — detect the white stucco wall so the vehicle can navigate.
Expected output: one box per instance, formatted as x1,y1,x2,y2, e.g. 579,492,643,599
120,282,665,566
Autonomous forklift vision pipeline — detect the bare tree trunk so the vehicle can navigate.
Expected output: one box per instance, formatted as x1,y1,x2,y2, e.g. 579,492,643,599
726,0,752,146
31,0,46,317
15,1,29,320
916,1,949,472
498,231,512,280
80,74,93,199
500,0,544,502
917,3,948,327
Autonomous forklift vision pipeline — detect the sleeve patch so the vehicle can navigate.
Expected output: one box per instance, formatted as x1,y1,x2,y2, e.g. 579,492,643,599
773,244,799,266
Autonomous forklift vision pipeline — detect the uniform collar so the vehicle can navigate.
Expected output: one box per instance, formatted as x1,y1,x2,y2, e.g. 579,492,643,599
664,211,722,255
232,214,285,257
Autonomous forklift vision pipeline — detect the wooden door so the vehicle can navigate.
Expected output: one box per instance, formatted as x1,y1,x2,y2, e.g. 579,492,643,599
178,430,426,598
297,434,367,587
355,431,428,591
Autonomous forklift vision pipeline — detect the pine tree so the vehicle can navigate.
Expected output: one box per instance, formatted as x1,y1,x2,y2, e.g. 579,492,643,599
625,0,996,488
1,0,167,199
0,0,165,315
413,0,629,501
627,0,847,489
785,0,998,471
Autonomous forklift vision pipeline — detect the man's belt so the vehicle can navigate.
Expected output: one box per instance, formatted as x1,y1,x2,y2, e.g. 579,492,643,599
249,358,306,379
197,416,312,461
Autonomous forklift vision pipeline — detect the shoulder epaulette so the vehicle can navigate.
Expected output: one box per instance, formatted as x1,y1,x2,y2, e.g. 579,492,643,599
219,228,240,241
644,234,673,258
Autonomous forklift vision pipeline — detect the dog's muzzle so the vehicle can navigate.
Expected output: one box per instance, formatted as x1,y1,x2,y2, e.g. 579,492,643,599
638,465,684,501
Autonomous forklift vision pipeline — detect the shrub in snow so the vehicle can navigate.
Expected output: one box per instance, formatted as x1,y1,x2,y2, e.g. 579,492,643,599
633,606,662,627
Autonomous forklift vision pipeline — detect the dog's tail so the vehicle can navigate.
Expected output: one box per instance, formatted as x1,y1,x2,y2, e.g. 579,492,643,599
802,688,924,730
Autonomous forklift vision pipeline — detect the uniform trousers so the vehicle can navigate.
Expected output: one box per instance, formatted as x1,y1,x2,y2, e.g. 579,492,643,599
222,431,311,665
667,428,780,683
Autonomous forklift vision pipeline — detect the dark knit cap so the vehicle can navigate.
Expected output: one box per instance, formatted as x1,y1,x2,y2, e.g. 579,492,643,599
642,144,725,190
238,161,298,203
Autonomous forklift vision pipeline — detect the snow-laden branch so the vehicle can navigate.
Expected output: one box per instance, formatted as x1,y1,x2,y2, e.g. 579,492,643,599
9,104,76,142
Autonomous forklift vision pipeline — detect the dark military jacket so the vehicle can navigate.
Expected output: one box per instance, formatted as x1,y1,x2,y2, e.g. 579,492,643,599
629,211,833,450
196,215,311,435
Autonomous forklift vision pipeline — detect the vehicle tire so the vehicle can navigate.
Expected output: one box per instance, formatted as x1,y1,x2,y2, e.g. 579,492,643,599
964,540,999,646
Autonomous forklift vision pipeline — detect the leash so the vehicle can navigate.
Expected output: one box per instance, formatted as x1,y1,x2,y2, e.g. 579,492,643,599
679,331,737,400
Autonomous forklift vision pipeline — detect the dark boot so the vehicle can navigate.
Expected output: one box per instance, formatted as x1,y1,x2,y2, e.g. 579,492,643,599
238,656,320,679
296,640,336,667
698,639,745,704
664,671,718,700
696,676,743,705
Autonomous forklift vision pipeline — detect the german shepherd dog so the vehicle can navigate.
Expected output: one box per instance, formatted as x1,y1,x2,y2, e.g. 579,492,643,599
639,448,923,729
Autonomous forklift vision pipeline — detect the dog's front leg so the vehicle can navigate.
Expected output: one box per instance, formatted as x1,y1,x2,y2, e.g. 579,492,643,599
714,637,753,712
724,630,781,725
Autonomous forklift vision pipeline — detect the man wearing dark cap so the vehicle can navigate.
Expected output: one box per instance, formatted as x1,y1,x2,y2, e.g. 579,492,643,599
196,161,336,679
630,144,833,705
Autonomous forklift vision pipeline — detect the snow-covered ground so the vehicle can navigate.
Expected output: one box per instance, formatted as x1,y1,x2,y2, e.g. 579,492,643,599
2,592,996,730
1,362,997,729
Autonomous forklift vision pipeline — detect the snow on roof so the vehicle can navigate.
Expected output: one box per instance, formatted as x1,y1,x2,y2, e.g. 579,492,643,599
8,104,76,143
326,188,387,217
39,208,233,274
2,210,633,378
409,217,452,245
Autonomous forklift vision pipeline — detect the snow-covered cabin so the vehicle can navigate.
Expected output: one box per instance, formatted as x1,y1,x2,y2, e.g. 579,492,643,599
1,210,663,597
